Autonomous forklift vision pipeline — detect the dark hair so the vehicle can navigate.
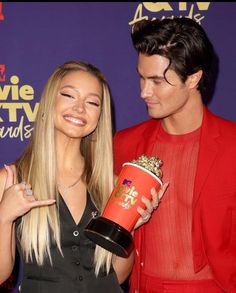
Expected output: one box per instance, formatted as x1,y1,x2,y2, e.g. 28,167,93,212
131,18,214,94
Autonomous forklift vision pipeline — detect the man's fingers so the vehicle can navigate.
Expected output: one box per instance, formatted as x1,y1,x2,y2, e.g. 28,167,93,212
151,182,169,209
136,206,151,225
141,195,153,213
159,182,169,200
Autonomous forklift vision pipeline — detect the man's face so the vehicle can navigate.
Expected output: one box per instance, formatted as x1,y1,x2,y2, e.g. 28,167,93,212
137,53,193,119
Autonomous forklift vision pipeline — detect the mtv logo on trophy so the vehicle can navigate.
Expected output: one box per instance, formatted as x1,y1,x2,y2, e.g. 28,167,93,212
84,155,163,257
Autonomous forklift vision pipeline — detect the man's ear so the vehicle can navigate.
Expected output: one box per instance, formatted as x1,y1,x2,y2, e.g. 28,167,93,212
186,70,203,89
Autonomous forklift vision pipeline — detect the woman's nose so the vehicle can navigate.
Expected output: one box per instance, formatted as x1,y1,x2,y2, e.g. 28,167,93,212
72,100,85,112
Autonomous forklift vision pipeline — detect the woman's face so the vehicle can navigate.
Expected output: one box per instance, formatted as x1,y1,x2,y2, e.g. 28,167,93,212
54,70,102,140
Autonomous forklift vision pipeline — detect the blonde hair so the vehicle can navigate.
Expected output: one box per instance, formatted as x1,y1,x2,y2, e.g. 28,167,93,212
16,61,114,274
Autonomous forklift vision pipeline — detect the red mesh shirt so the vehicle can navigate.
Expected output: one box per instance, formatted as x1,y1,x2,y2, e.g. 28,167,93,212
142,124,213,280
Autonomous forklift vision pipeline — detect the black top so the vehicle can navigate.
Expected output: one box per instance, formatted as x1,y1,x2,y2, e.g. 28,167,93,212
16,192,123,293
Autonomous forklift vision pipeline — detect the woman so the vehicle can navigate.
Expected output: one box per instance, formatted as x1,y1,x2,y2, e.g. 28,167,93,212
0,61,164,293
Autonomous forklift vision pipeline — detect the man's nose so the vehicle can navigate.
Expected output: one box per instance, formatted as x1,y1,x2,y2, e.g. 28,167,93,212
140,81,153,99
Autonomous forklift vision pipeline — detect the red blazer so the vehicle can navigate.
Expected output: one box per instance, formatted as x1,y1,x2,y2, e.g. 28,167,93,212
114,108,236,293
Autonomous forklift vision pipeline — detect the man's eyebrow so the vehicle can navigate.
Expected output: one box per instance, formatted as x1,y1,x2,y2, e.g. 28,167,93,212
136,68,164,80
147,75,165,80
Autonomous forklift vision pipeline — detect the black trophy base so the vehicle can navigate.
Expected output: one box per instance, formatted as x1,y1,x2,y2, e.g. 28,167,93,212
84,216,134,257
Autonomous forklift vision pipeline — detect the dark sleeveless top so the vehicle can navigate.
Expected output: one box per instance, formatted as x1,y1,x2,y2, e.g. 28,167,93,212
16,192,123,293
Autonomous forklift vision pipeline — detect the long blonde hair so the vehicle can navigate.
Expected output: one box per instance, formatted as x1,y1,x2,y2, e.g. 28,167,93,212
16,61,114,274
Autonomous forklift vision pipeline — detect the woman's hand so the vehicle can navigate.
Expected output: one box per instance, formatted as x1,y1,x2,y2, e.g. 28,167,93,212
0,165,56,224
133,182,169,230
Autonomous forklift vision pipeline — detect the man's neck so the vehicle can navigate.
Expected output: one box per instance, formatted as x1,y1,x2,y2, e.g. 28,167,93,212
161,95,204,135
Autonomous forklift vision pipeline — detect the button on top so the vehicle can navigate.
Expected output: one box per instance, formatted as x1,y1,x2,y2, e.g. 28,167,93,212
72,245,78,251
79,276,83,281
73,230,79,237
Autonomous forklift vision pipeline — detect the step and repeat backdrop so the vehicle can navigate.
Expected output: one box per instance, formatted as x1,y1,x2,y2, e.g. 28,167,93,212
1,2,236,292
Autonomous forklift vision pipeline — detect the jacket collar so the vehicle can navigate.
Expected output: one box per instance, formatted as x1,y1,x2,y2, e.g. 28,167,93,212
193,107,220,207
136,119,161,156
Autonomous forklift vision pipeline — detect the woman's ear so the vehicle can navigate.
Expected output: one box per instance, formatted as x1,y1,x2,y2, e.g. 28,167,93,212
186,70,203,89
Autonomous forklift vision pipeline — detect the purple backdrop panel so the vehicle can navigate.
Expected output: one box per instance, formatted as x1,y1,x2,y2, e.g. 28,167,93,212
1,2,236,167
0,2,236,292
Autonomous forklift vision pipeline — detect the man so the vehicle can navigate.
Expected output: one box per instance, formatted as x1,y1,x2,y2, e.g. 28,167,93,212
114,17,236,293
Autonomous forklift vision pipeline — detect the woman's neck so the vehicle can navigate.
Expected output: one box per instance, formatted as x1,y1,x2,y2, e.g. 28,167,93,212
55,135,84,176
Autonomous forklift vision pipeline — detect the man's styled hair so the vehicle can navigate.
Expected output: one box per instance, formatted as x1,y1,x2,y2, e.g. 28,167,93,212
131,17,214,94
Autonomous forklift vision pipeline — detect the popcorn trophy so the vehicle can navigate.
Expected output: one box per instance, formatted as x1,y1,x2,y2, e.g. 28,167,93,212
84,155,163,257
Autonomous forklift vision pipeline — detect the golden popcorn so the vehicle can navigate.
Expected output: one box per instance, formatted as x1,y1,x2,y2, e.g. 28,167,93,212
131,155,163,178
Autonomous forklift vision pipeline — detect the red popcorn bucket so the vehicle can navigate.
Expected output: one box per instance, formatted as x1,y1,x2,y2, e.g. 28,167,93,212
84,162,162,257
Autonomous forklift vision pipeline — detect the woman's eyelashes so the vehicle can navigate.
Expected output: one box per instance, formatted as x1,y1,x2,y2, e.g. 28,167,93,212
87,100,100,107
60,92,74,99
60,92,100,107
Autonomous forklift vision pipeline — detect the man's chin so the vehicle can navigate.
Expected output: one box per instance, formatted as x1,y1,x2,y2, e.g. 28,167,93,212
147,109,163,119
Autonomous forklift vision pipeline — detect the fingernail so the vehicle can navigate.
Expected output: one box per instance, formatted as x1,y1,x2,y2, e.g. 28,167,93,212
153,203,158,209
136,206,142,213
4,164,8,169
